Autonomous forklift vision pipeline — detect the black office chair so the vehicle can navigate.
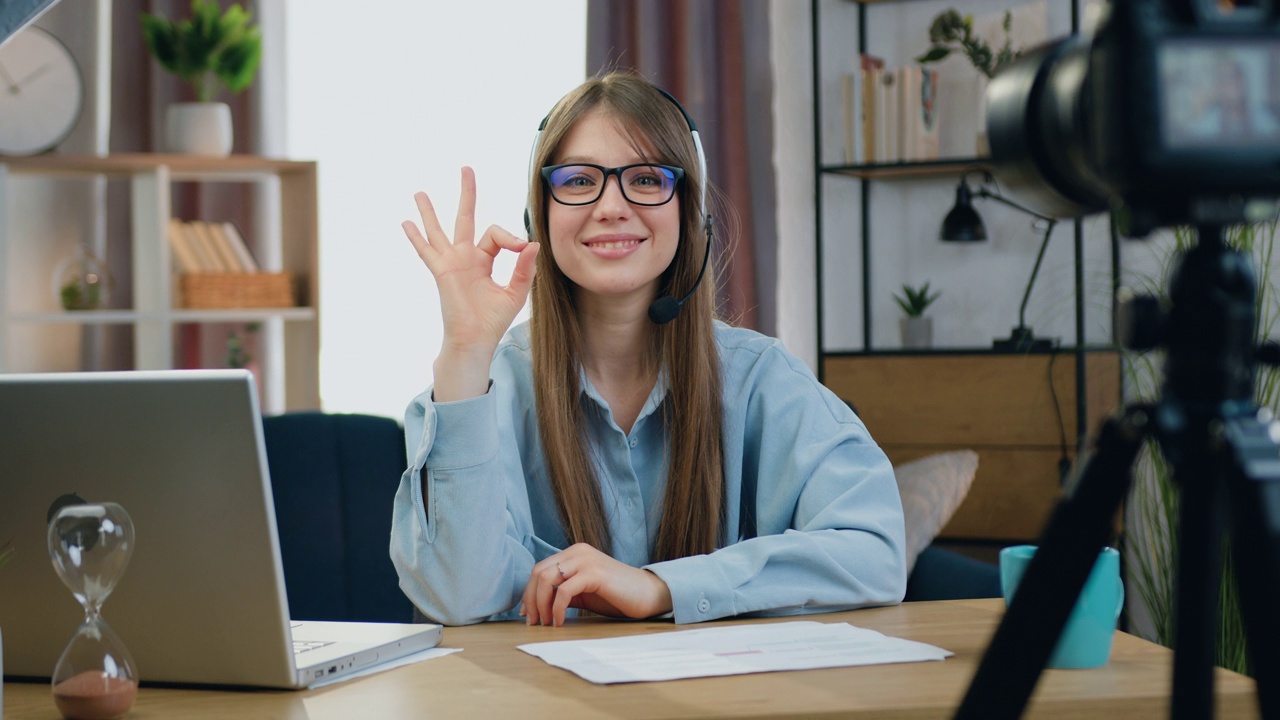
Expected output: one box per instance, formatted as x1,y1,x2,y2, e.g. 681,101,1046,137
261,411,416,623
904,546,1002,602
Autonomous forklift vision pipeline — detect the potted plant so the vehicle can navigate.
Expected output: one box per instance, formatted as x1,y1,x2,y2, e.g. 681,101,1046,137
141,0,262,156
915,9,1020,79
52,244,111,311
915,9,1023,156
894,282,940,349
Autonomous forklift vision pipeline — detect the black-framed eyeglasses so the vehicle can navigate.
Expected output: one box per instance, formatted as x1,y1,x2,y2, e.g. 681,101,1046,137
541,163,685,207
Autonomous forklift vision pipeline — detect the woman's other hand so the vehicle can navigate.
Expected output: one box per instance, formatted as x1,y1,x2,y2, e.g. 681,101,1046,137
520,543,674,627
403,167,539,401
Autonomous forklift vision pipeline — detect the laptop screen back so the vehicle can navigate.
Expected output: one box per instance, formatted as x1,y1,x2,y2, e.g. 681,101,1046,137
0,370,299,687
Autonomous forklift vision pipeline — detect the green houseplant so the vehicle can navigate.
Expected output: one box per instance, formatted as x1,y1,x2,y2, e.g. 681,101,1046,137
915,8,1024,155
915,9,1020,79
141,0,262,155
1126,219,1279,676
894,282,940,349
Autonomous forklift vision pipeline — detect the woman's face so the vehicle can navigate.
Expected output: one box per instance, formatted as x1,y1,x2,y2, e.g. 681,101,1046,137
545,109,681,308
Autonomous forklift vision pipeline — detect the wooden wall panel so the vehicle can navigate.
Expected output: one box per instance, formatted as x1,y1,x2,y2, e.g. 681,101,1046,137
883,445,1065,541
822,352,1121,543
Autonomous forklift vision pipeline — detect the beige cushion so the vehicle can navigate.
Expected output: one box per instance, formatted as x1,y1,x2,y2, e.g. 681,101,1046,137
894,450,979,572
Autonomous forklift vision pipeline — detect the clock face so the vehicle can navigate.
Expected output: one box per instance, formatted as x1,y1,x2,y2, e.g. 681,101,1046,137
0,26,84,156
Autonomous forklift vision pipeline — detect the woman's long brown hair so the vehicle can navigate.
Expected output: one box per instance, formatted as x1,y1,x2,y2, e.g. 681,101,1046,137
526,73,724,561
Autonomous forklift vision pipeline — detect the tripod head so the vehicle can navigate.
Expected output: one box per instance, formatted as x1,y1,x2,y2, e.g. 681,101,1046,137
1116,226,1262,437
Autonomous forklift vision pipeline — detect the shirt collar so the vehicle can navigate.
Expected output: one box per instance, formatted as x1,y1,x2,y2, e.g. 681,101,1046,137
578,365,670,425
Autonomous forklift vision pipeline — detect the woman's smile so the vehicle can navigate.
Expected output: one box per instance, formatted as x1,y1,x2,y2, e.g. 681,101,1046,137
583,233,646,257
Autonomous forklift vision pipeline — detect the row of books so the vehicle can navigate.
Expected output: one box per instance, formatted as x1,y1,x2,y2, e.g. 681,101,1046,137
841,55,940,165
168,219,261,274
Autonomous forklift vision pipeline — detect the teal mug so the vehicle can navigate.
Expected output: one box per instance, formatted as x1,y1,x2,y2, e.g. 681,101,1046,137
999,545,1124,669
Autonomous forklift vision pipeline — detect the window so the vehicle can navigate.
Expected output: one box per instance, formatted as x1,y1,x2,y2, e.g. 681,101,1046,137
285,2,587,417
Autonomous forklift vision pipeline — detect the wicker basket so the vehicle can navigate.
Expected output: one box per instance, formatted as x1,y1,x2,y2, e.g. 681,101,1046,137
179,272,295,309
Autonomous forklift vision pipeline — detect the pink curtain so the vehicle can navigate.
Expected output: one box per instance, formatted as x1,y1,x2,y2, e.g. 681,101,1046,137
587,0,778,334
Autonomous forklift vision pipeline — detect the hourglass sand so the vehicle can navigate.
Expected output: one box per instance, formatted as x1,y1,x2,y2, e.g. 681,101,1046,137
47,502,138,720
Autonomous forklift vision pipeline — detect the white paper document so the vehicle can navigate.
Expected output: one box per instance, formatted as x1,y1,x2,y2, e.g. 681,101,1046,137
517,621,952,684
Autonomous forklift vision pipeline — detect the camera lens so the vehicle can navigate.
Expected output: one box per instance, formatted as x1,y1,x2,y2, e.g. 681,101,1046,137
986,37,1111,220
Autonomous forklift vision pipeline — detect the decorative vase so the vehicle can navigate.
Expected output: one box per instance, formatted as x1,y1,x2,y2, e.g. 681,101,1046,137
165,102,233,156
52,244,112,311
900,316,933,349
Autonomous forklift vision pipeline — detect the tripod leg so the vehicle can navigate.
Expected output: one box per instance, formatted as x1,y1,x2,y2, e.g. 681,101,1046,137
1223,416,1280,718
1167,436,1225,720
955,407,1148,720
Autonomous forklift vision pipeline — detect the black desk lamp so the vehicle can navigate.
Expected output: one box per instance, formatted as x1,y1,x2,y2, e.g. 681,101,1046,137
941,176,1058,352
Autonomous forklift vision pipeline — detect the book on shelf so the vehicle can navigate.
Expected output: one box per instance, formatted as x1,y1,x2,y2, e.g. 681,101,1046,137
860,55,883,164
876,67,898,164
916,67,941,161
842,73,858,164
838,58,945,167
898,66,940,162
218,222,260,272
167,219,263,274
842,54,884,165
201,221,246,272
184,221,227,272
167,219,204,274
896,66,917,163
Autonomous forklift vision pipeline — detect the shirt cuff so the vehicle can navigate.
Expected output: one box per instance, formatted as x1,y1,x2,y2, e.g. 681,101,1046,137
645,554,738,624
424,384,499,470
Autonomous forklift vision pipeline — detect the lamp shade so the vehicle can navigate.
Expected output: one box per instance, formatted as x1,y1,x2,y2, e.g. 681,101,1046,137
940,180,987,242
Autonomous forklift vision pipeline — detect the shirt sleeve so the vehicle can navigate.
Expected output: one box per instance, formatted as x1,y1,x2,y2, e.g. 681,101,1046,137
645,340,907,624
389,369,541,626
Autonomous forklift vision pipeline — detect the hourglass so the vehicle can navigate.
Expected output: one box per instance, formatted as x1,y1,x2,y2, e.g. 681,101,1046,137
47,501,138,720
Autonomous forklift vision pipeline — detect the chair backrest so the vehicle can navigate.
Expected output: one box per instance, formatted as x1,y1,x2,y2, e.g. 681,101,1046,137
904,546,1001,602
261,411,415,623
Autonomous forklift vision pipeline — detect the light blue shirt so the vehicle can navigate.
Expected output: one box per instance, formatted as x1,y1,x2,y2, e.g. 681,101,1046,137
390,321,906,625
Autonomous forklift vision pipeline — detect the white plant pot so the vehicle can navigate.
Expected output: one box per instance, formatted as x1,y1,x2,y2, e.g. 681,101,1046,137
900,316,933,349
165,102,233,156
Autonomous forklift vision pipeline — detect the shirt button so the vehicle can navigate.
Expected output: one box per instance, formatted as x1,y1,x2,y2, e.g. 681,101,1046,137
697,598,711,613
629,437,638,448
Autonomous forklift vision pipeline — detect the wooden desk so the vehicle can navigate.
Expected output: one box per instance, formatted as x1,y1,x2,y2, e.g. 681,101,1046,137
3,600,1257,719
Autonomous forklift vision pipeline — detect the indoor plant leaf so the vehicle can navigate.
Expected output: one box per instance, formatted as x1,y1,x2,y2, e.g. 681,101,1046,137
216,30,262,94
140,0,261,101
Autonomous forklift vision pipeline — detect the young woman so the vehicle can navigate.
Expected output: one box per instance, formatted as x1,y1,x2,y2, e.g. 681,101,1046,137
391,72,906,627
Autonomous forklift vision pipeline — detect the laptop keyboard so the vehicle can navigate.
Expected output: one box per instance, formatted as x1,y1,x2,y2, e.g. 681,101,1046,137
293,640,335,655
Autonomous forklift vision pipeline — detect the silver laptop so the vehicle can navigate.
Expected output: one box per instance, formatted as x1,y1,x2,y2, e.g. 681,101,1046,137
0,370,441,689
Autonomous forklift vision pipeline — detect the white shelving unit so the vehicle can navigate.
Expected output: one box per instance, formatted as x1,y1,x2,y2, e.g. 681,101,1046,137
0,154,320,412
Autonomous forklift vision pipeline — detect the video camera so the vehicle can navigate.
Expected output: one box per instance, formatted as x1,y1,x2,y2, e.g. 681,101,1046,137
984,0,1280,236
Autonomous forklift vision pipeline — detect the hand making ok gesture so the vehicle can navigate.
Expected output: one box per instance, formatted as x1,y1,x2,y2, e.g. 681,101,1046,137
402,167,540,401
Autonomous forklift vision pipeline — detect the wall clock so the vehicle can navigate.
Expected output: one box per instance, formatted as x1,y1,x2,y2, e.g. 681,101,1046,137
0,25,83,156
